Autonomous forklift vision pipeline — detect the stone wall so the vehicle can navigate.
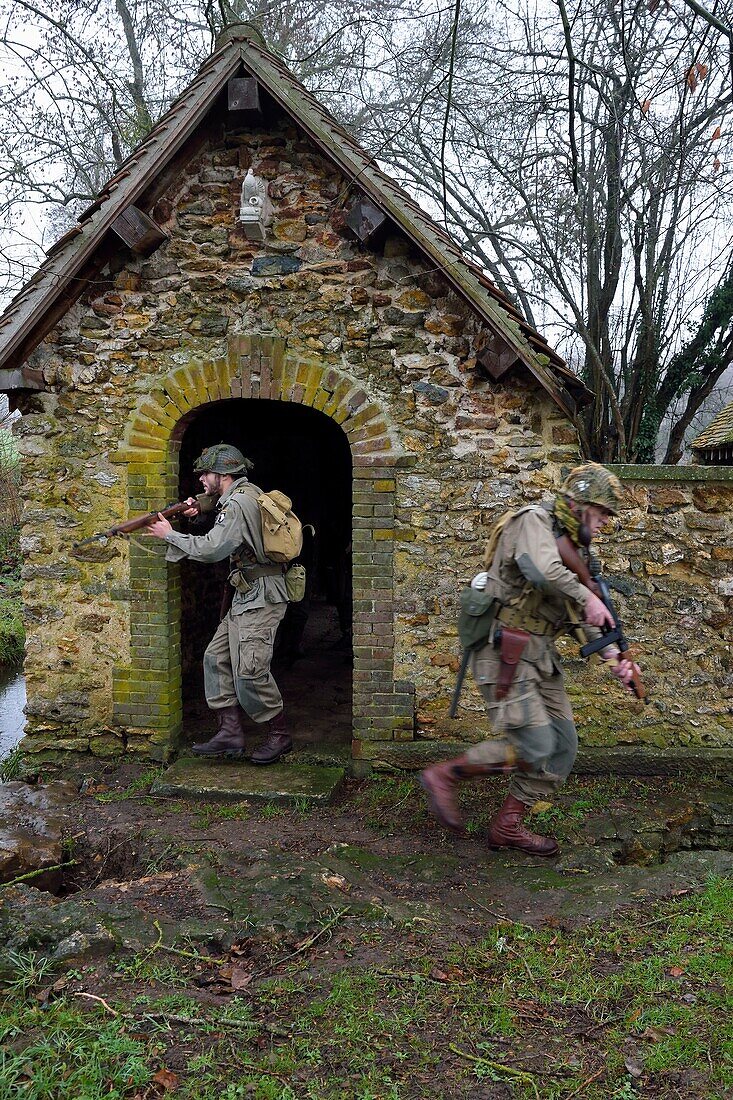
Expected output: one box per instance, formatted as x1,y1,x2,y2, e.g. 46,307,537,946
382,465,732,770
12,114,577,760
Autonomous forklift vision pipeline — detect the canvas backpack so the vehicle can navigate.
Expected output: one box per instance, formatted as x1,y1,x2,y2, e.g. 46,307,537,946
256,490,304,563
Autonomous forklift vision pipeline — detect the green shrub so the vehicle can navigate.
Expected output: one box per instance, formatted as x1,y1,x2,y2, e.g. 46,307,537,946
0,523,22,666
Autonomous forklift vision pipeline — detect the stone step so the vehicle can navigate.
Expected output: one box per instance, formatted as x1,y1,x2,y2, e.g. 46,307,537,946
150,757,345,804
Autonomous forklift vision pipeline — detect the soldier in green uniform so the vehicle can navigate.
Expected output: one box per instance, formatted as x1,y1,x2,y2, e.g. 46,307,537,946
421,463,640,856
146,444,292,764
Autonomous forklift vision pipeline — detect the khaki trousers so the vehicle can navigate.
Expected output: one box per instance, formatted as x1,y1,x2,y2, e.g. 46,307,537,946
203,602,287,724
465,643,578,807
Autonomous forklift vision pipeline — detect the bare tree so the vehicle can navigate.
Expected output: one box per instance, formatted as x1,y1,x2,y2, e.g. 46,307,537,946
334,0,733,461
0,0,731,463
0,0,386,300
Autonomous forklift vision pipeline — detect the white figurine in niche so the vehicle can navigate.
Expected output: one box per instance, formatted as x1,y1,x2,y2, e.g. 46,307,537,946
239,168,272,240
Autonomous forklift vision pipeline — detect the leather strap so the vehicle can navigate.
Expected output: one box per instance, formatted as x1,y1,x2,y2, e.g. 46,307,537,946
241,563,285,579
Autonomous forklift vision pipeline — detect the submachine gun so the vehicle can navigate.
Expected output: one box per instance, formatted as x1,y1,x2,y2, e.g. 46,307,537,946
555,534,646,702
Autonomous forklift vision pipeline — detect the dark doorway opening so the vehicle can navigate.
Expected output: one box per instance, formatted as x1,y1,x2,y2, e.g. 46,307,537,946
177,399,353,753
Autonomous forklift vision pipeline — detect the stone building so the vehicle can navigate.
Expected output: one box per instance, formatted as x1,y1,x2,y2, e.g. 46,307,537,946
692,402,733,466
0,26,730,771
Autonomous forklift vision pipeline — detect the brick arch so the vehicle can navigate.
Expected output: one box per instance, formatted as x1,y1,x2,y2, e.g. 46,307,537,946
112,336,414,763
121,336,398,463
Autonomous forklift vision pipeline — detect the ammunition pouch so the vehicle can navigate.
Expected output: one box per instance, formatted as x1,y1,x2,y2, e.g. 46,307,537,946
495,627,530,701
228,562,285,593
457,587,499,651
495,605,557,636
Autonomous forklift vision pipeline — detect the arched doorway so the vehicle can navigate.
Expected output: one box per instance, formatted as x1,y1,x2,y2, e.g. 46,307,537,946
176,399,353,752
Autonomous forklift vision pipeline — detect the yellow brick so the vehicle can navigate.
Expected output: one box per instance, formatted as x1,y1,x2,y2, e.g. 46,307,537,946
215,357,232,397
127,433,167,454
312,387,331,412
162,380,194,415
138,400,176,430
303,364,323,407
133,417,168,441
374,479,396,492
202,359,223,401
373,529,394,540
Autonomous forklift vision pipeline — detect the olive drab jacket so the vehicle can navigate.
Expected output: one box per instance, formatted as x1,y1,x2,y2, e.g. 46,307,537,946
476,504,601,680
162,477,288,612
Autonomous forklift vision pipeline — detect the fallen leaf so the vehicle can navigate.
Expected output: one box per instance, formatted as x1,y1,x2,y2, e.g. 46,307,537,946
428,967,449,982
711,126,721,141
230,963,254,991
641,1026,675,1041
641,100,651,114
152,1067,179,1091
321,872,350,891
696,62,708,79
623,1054,644,1078
713,158,721,172
668,965,685,977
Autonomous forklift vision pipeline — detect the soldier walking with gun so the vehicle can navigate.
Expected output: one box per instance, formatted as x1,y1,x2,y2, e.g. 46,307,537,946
421,463,643,858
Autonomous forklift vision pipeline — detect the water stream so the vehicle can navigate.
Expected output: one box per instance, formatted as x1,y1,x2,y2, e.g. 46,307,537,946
0,667,25,760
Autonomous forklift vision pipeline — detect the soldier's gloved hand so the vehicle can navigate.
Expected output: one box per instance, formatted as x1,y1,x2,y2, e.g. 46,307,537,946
584,591,615,628
471,571,489,590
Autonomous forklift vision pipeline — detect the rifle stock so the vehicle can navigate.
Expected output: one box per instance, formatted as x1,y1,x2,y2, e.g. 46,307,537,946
73,499,201,548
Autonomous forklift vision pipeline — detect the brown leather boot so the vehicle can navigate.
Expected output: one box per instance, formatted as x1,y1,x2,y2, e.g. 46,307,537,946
420,753,516,833
487,794,559,856
250,711,293,766
191,705,246,758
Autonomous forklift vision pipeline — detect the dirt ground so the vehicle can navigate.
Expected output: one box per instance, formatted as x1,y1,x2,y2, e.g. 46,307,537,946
2,760,732,1099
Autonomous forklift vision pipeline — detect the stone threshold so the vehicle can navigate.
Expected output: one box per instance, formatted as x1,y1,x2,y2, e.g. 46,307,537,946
150,757,346,803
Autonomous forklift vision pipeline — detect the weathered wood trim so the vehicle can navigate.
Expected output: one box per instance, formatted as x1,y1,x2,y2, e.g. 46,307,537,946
0,368,46,392
227,77,262,114
111,206,169,256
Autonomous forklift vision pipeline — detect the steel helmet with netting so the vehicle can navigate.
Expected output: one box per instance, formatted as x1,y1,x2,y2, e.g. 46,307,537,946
193,444,253,476
560,462,623,516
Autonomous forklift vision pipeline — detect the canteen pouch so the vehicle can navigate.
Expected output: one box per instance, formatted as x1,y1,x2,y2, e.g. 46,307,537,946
285,564,306,603
457,587,499,652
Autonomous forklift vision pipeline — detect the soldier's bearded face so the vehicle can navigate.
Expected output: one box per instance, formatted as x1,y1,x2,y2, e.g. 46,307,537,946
199,472,220,495
583,505,613,539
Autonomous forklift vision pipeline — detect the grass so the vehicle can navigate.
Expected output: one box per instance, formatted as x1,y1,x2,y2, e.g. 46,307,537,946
94,767,164,802
0,876,729,1098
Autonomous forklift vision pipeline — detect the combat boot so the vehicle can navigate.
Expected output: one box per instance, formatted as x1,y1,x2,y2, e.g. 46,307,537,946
420,753,517,833
250,710,293,765
487,794,559,857
191,704,246,758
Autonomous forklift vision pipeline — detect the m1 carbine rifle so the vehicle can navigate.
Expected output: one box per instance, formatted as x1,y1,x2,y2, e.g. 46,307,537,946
73,498,201,548
555,534,647,702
